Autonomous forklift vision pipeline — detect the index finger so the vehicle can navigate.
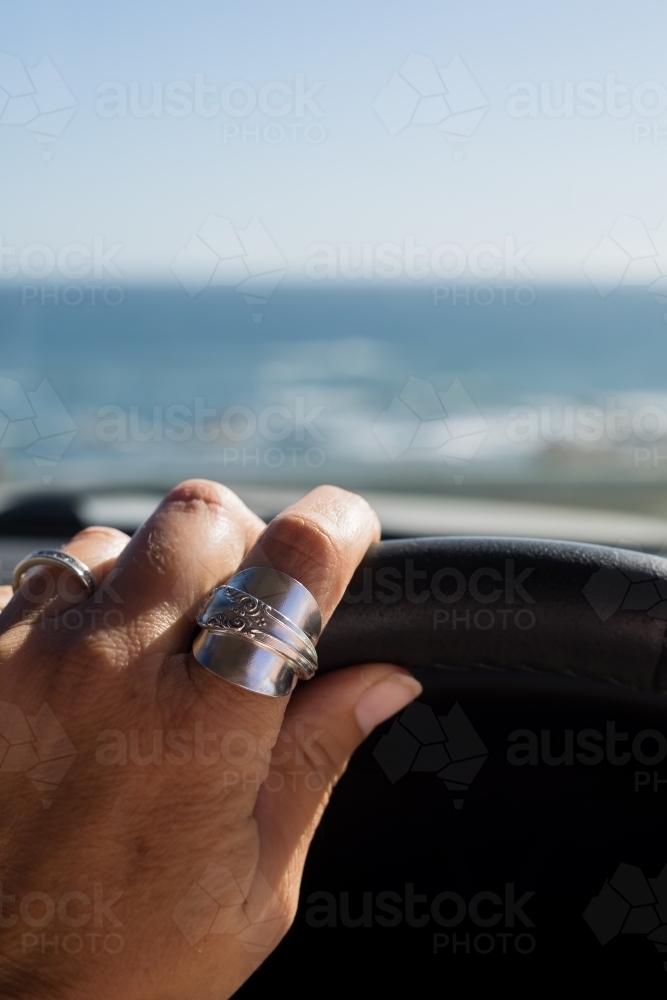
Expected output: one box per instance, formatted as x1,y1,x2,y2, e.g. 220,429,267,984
186,485,380,718
238,484,381,623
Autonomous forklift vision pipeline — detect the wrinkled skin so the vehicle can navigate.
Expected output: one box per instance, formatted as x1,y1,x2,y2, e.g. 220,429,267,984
0,482,421,999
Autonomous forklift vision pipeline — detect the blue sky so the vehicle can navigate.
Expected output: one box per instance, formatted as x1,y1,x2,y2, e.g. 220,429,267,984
2,0,667,284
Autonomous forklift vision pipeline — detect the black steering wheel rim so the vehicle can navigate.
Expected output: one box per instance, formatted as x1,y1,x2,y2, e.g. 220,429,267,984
319,536,667,694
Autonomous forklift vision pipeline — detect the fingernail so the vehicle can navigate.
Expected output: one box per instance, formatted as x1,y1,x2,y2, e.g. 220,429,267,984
354,673,423,736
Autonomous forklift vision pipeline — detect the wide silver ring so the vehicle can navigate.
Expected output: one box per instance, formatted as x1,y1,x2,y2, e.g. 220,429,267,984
192,567,322,698
12,549,96,597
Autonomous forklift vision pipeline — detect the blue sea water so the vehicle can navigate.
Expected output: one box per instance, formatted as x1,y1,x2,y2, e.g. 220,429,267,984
1,283,666,491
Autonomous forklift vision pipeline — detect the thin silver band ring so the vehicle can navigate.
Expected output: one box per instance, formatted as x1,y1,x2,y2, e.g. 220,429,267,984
12,549,96,597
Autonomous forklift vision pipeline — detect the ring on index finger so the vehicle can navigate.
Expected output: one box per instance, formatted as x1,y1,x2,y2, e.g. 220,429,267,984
192,567,322,698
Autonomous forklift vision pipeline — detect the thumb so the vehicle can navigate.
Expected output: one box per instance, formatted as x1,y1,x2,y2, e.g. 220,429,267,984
254,663,422,888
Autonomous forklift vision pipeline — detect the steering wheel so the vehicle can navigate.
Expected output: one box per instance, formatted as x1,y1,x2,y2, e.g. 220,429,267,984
237,538,667,994
319,537,667,688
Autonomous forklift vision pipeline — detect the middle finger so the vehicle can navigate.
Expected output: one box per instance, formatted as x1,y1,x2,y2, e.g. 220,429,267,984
93,479,265,653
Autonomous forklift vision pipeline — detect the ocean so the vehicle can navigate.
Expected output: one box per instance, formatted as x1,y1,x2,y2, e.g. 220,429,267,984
1,283,666,498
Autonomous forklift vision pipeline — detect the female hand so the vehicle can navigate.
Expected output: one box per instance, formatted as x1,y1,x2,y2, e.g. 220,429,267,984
0,481,421,999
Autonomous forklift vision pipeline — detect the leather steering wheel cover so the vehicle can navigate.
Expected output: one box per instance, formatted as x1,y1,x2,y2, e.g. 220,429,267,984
318,537,667,693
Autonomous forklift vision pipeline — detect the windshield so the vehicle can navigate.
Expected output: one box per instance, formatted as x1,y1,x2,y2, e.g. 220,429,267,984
2,2,666,536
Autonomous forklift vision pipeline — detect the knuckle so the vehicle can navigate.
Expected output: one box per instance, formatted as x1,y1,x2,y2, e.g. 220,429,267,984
67,525,130,549
313,483,365,505
0,585,12,611
269,513,342,577
294,726,341,777
162,479,244,519
311,484,379,523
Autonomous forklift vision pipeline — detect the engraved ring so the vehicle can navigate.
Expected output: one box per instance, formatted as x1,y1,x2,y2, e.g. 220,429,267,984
192,567,322,698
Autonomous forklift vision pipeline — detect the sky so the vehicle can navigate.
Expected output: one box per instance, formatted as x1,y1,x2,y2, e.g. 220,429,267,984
1,0,667,285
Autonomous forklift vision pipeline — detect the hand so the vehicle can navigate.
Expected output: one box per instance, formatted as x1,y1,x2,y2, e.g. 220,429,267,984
0,481,421,999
